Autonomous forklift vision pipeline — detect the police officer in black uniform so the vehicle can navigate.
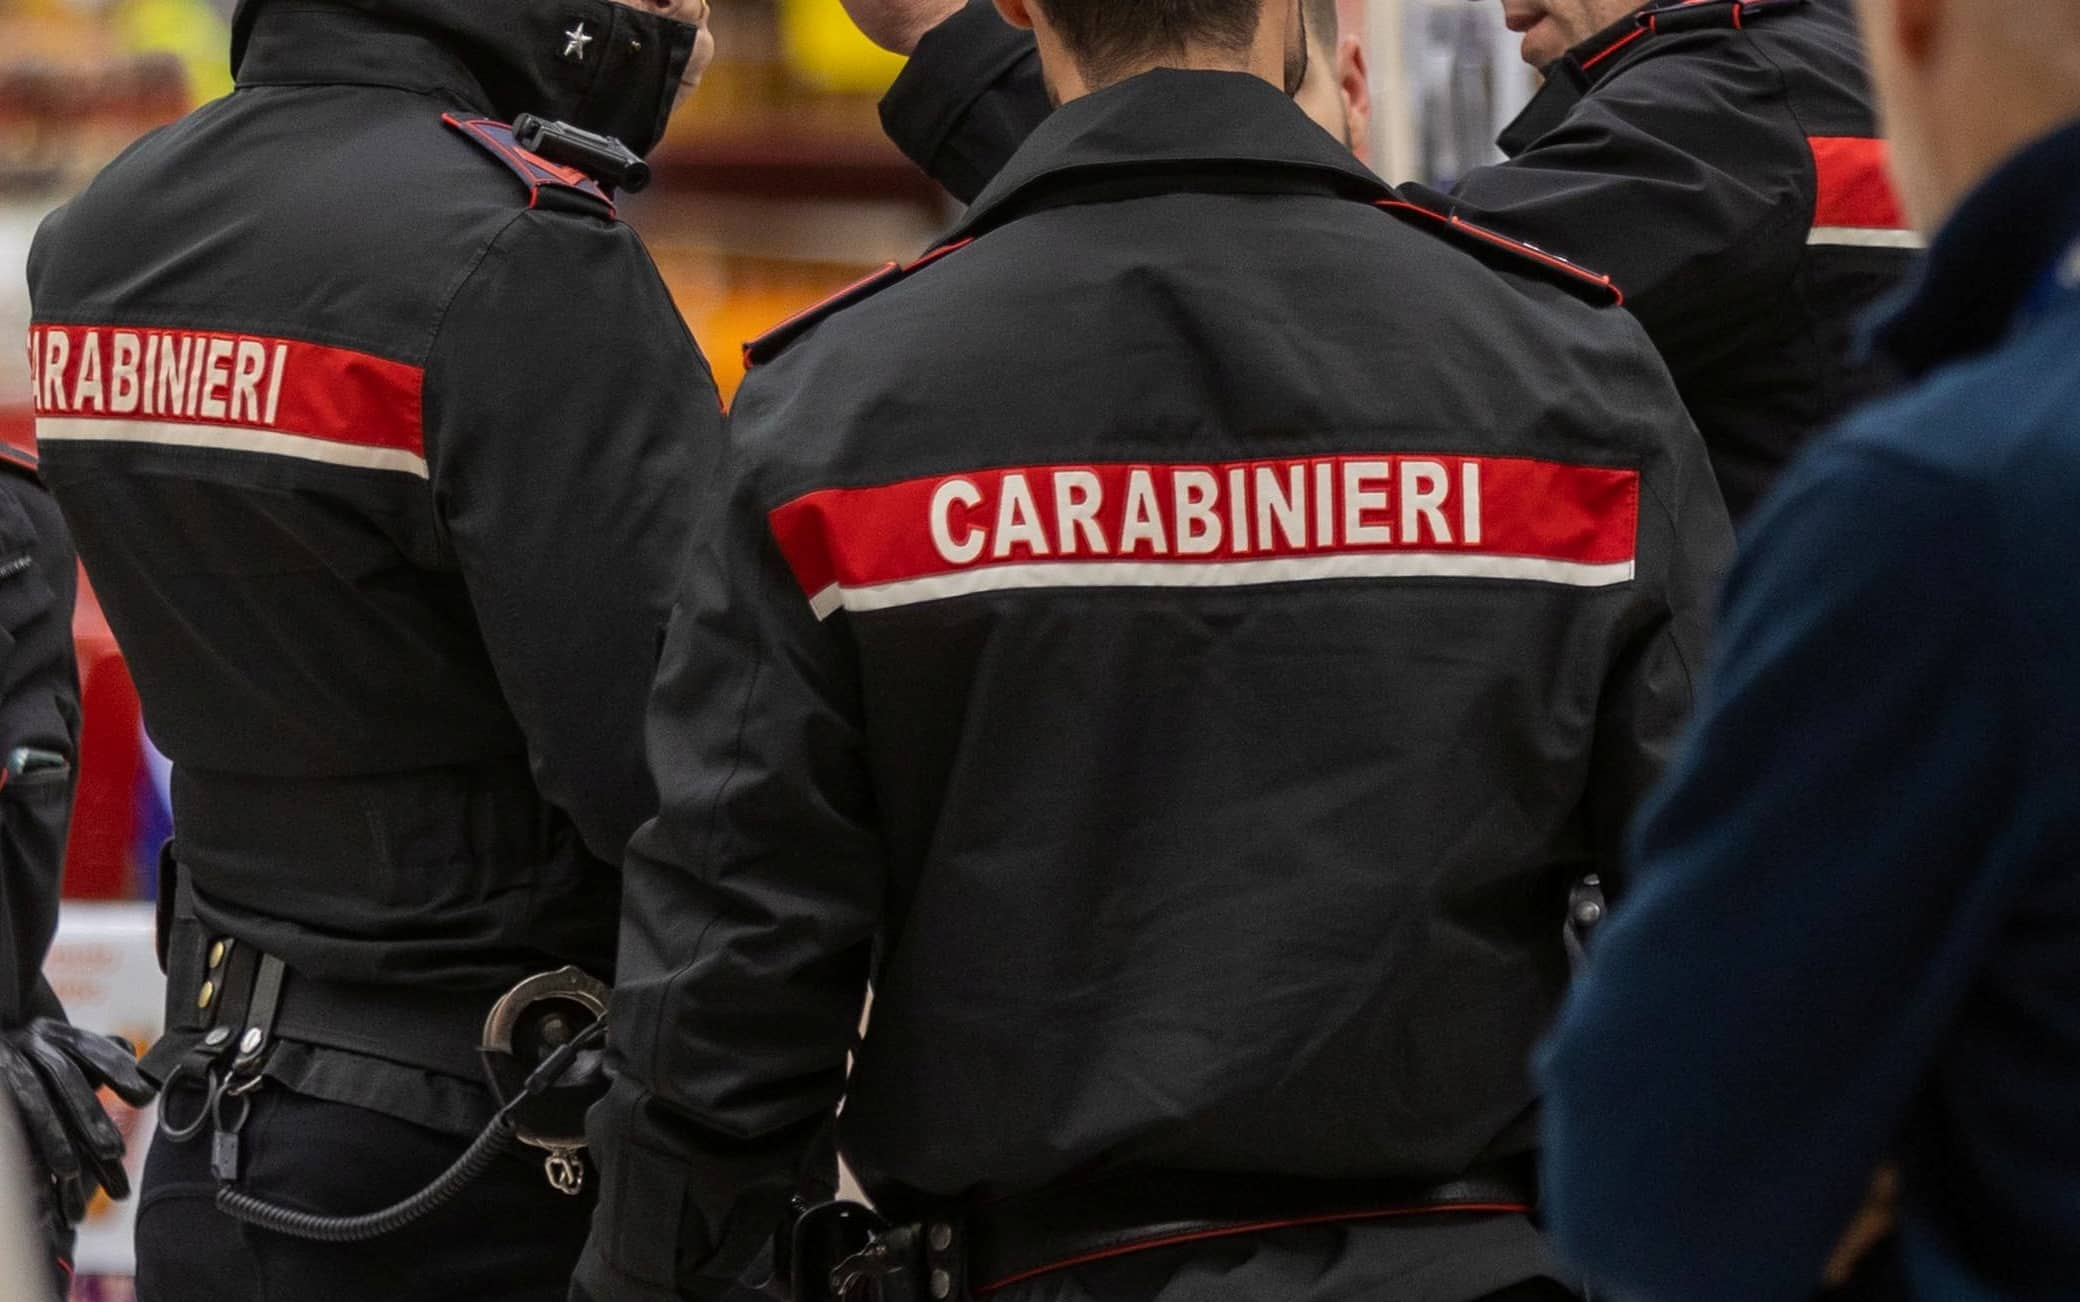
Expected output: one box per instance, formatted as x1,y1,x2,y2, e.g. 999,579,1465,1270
24,0,720,1297
0,447,153,1299
834,0,1916,521
572,0,1732,1297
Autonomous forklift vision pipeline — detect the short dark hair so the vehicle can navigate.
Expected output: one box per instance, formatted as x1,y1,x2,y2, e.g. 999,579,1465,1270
1302,0,1338,49
1033,0,1268,83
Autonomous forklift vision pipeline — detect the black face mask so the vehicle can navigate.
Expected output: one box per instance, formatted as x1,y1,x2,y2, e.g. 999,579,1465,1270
547,1,700,159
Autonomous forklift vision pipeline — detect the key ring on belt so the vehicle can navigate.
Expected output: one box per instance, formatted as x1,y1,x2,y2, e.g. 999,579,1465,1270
223,1066,266,1098
212,1075,255,1135
156,1061,222,1142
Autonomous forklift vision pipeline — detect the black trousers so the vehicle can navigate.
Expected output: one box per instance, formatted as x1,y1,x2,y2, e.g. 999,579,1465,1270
135,1087,594,1302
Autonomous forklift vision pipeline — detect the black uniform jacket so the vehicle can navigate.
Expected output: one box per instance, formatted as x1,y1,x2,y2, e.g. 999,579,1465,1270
878,0,1917,520
25,0,716,1123
577,70,1732,1301
0,452,81,1033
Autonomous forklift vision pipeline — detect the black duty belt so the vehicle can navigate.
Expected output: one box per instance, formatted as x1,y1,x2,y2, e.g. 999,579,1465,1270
268,973,490,1079
141,856,614,1236
142,866,490,1088
793,1162,1537,1301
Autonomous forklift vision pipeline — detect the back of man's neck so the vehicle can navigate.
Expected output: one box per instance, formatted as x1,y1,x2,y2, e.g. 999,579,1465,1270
1048,37,1286,102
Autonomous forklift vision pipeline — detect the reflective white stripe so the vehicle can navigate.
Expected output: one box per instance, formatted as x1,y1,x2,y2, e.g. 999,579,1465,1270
1808,226,1925,250
34,417,428,478
805,553,1636,619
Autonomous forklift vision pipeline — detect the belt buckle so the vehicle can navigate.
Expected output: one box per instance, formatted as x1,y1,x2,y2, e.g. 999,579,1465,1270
790,1201,915,1300
831,1220,963,1302
831,1237,901,1299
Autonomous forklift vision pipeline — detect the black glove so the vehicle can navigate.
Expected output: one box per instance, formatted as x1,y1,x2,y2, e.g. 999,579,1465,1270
0,1018,155,1226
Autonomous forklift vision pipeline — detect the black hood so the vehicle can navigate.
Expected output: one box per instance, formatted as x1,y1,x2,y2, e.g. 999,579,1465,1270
230,0,698,158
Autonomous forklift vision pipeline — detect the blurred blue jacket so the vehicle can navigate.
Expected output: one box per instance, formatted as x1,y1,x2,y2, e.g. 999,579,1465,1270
1537,115,2080,1302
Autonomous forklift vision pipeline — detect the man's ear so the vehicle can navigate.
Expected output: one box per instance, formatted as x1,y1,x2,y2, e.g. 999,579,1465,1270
1338,34,1372,163
995,0,1036,32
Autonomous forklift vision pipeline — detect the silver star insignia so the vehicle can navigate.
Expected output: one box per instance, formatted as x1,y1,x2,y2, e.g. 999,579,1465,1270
562,22,593,60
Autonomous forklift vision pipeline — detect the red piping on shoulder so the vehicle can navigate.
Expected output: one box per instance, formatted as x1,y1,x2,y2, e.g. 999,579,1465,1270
782,263,898,333
441,113,614,218
1643,0,1744,38
1580,24,1649,70
741,238,979,370
741,262,898,372
1375,200,1624,307
905,237,975,272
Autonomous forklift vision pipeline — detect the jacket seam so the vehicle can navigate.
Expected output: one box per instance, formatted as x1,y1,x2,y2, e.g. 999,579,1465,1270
417,208,532,562
1580,29,1813,324
647,526,774,1118
1598,27,1814,305
635,251,720,399
1744,21,1837,420
1639,472,1696,701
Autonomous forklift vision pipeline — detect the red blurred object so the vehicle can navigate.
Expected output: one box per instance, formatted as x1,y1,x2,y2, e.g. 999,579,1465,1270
66,582,141,899
0,406,139,899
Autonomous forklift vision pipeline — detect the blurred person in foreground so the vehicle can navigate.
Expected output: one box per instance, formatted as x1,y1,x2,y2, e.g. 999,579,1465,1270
574,0,1732,1297
0,447,151,1298
1537,0,2080,1297
1,1105,44,1296
24,0,723,1297
830,0,1916,525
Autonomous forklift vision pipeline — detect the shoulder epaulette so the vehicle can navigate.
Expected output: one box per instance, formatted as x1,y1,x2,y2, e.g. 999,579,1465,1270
744,239,976,370
0,442,42,485
1377,196,1624,308
442,114,616,218
1570,0,1805,75
1641,0,1806,37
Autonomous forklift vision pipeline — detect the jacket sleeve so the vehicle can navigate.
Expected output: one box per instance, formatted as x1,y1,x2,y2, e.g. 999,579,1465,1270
573,376,879,1302
1437,37,1813,386
879,0,1049,203
423,211,722,870
1539,443,2014,1301
1590,383,1731,896
0,476,80,1030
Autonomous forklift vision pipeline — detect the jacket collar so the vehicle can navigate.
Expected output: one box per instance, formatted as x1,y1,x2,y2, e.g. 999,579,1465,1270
945,68,1391,244
1869,117,2080,378
231,0,697,158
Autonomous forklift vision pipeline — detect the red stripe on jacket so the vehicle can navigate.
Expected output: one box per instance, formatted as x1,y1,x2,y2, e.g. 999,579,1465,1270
25,325,423,457
1810,137,1909,231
